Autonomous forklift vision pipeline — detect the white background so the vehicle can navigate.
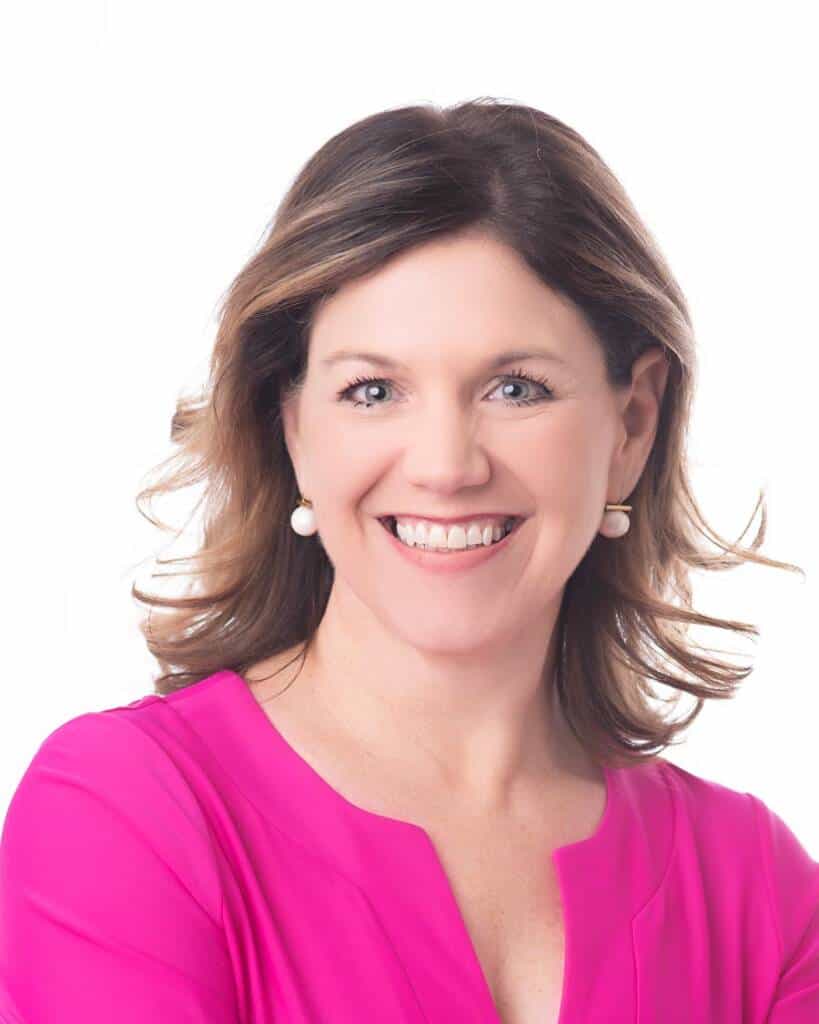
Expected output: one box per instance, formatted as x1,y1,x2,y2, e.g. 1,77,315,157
1,2,816,854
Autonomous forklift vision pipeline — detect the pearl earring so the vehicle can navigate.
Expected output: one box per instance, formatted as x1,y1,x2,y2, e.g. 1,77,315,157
599,502,632,538
290,496,317,536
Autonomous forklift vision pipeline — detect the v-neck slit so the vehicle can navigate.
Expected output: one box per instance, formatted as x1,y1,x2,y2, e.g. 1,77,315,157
221,668,622,1024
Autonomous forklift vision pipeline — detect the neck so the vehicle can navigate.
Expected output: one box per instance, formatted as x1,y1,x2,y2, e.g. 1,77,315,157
291,584,588,815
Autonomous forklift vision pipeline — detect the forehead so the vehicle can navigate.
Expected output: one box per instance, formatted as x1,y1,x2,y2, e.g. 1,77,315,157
309,232,603,373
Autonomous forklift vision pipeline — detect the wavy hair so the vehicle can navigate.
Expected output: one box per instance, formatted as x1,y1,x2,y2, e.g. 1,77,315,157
131,97,805,768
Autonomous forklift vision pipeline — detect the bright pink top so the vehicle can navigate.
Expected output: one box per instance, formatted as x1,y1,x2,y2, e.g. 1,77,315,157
1,668,817,1022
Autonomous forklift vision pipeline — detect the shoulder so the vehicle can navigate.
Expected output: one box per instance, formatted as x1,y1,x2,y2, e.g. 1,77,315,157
659,758,816,871
16,701,174,774
660,759,819,978
10,702,200,819
0,700,239,1018
659,758,759,831
2,704,223,925
744,784,819,987
660,758,816,861
615,756,757,851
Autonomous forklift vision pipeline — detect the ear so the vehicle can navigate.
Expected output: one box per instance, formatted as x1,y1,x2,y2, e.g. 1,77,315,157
609,345,670,498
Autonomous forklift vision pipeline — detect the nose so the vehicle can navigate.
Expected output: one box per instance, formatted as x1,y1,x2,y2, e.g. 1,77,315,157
399,398,491,494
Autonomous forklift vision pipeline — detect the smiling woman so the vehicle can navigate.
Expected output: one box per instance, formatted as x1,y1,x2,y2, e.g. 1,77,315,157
1,98,815,1023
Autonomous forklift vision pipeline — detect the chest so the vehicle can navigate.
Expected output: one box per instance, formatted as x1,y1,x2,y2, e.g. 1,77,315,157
423,818,567,1024
246,679,598,1023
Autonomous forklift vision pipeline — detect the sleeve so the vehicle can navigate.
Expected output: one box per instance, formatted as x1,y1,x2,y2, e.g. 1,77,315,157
749,793,819,1022
0,711,239,1022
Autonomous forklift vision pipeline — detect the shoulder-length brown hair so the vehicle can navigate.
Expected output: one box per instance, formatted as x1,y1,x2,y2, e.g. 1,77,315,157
131,97,804,769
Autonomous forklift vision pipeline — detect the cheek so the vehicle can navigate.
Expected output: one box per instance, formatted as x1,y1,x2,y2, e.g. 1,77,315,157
306,430,389,548
515,410,614,549
309,418,381,496
517,410,609,492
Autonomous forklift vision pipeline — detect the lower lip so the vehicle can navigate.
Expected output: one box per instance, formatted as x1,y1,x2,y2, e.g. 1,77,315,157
376,517,525,574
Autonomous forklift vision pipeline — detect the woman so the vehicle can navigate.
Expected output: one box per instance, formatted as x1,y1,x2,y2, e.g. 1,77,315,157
1,99,815,1023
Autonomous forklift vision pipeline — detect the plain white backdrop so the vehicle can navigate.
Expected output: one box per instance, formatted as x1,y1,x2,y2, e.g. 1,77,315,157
1,2,816,855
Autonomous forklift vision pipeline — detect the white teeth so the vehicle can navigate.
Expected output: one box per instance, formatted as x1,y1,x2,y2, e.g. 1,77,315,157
429,524,454,548
468,523,484,547
394,518,515,551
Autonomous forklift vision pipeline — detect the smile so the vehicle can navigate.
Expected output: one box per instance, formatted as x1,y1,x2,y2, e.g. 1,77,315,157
376,515,527,574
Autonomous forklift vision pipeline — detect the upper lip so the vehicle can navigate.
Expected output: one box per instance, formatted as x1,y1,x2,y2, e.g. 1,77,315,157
379,513,523,524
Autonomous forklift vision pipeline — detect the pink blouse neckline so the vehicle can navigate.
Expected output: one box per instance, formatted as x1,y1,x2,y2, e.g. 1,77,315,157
219,667,620,863
185,668,629,1024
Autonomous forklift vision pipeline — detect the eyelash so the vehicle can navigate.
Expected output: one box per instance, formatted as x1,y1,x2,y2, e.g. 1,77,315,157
336,366,555,410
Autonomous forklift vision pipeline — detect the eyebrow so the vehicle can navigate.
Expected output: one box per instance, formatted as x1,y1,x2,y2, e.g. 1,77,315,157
319,347,570,371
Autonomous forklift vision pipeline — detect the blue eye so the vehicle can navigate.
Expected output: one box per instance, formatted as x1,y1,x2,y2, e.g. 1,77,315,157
488,372,555,406
336,368,554,410
337,377,393,408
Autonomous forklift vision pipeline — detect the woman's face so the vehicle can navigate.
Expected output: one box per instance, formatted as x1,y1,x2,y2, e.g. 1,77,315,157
281,230,662,655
